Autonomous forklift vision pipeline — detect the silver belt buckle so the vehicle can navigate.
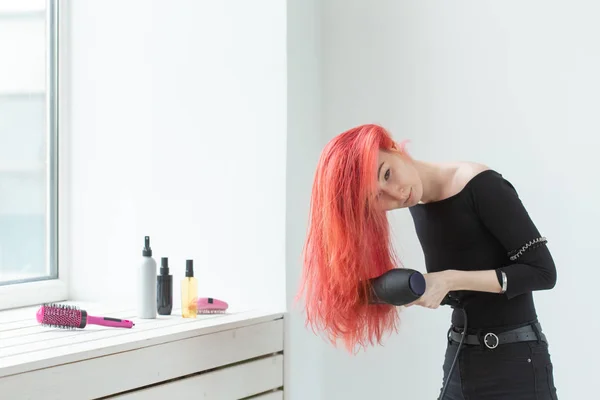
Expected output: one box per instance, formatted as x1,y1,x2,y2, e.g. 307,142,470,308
484,332,499,349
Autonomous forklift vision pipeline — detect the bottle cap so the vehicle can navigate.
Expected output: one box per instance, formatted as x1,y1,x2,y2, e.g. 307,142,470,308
185,259,194,277
160,257,169,275
143,236,152,257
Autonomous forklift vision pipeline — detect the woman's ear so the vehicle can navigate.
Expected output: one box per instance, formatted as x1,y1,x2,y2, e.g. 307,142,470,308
395,140,411,159
390,143,404,156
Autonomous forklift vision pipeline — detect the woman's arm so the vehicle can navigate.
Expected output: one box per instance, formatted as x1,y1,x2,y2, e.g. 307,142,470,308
410,171,557,309
409,269,502,309
444,269,502,293
469,171,557,298
443,172,557,298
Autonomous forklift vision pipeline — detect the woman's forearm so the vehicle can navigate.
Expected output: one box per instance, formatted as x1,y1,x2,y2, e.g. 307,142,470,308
445,269,503,294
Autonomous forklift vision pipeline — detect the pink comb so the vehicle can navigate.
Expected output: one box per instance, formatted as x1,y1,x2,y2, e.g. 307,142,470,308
196,297,228,314
36,303,134,329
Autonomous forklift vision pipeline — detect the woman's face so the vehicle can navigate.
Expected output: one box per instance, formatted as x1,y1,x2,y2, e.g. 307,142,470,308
376,149,423,211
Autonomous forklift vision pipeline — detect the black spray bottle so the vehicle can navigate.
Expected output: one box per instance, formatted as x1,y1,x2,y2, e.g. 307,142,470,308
157,257,173,315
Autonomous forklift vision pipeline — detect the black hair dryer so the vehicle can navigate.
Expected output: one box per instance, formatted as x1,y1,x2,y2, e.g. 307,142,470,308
366,268,461,308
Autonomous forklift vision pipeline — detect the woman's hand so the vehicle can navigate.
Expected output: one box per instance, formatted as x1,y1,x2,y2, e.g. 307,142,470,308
406,269,504,309
406,271,453,309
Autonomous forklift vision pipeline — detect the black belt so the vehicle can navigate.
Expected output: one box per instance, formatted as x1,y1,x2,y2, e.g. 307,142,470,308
448,322,547,349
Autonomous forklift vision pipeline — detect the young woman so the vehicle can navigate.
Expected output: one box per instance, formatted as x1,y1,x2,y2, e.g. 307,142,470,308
298,124,558,399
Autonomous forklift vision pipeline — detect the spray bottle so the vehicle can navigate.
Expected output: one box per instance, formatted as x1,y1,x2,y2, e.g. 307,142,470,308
181,259,198,318
137,236,157,319
157,257,173,315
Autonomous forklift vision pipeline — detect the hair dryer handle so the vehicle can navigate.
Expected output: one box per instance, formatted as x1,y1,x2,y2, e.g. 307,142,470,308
441,293,462,308
368,268,426,306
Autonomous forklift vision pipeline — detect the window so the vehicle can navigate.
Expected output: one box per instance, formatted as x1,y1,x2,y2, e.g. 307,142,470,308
0,0,65,310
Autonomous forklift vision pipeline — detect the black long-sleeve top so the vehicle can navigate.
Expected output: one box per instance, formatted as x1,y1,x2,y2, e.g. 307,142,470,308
408,169,557,331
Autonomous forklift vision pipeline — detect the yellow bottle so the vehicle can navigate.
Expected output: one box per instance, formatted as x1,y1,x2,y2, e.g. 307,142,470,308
181,259,198,318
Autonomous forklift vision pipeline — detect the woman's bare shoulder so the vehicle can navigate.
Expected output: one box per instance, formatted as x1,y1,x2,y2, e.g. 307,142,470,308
453,162,491,187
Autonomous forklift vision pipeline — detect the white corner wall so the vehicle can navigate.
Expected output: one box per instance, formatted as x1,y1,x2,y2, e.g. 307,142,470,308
285,0,326,398
67,0,287,312
62,1,597,398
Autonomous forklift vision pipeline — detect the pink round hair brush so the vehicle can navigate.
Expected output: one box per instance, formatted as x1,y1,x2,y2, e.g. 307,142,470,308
36,303,134,329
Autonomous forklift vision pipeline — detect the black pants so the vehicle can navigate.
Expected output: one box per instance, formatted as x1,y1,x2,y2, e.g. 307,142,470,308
438,332,559,399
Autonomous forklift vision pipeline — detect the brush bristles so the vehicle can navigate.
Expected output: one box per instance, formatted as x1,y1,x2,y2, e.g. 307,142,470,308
197,310,227,314
39,303,83,329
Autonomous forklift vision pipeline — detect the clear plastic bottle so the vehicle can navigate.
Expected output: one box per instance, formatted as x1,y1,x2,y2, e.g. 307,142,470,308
181,259,198,318
137,236,157,319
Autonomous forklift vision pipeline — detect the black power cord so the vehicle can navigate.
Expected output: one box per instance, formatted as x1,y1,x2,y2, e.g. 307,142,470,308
363,272,467,400
438,294,467,400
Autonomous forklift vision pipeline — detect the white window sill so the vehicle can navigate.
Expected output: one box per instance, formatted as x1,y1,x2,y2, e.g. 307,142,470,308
0,302,285,399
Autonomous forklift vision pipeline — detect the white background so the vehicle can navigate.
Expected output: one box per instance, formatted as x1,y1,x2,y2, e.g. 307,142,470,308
287,1,596,399
53,0,597,399
66,0,286,312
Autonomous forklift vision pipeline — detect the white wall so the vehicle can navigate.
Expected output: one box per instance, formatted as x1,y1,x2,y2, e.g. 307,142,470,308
63,1,597,398
286,1,597,399
285,0,326,398
67,0,287,312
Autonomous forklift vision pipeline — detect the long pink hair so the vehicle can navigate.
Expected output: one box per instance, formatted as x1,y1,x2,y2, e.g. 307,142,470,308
297,123,407,353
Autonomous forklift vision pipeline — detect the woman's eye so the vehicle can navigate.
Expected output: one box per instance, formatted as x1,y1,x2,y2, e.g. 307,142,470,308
384,169,390,181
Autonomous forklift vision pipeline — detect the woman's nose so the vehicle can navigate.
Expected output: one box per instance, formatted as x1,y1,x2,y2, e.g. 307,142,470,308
384,185,409,202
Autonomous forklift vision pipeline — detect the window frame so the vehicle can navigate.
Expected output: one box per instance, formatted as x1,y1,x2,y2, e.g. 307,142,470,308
0,0,69,311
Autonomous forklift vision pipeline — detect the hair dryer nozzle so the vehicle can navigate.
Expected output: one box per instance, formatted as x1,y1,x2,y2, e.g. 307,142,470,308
366,268,425,306
408,272,426,296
